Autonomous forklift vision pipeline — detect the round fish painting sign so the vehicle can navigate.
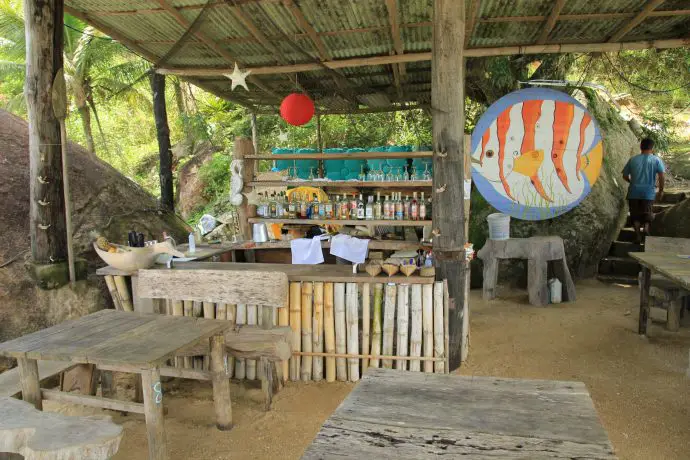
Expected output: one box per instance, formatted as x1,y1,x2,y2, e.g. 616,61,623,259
471,88,603,220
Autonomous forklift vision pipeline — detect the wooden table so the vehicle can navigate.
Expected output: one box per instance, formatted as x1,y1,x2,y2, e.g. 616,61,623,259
629,251,690,335
303,368,616,459
0,309,233,460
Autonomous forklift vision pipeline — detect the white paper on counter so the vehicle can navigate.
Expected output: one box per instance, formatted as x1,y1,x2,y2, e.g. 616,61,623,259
330,234,370,264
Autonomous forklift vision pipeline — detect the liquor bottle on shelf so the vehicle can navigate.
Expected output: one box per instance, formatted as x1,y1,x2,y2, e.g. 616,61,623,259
374,192,382,220
365,195,374,220
287,193,297,219
411,192,419,221
395,192,403,221
311,193,320,220
384,195,392,220
356,193,365,220
350,193,358,219
403,194,410,220
276,192,285,218
299,193,308,219
324,195,333,219
269,193,277,218
256,192,264,217
426,192,432,219
340,194,350,220
420,192,427,220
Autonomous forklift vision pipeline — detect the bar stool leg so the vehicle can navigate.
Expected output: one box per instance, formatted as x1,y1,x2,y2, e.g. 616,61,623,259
141,367,167,460
210,334,232,430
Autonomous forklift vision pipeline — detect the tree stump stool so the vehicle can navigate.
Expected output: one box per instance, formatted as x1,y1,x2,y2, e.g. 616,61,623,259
477,236,576,306
0,397,123,459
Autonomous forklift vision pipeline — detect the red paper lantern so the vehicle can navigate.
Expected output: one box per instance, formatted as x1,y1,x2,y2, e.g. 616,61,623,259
280,93,315,126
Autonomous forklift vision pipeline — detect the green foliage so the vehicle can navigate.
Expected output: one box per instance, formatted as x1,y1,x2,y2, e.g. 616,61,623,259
198,152,231,201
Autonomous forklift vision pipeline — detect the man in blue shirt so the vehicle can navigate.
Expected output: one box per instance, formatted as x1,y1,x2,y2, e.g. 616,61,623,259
622,138,665,244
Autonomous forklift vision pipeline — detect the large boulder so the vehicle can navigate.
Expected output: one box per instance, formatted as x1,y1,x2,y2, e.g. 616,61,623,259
0,109,190,349
651,197,690,238
469,91,639,285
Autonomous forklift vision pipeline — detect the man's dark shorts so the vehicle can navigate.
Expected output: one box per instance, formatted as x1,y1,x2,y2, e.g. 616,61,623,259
628,199,654,224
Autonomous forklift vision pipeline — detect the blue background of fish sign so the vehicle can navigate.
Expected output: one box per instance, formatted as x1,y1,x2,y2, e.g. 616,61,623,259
470,87,602,221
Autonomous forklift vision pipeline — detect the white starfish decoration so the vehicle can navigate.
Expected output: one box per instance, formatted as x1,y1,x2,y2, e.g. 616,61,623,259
243,188,261,206
224,62,251,91
277,131,289,143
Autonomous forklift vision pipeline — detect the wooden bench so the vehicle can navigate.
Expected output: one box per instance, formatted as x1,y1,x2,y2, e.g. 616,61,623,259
641,237,690,331
477,236,576,306
0,361,75,399
0,397,122,459
137,268,290,410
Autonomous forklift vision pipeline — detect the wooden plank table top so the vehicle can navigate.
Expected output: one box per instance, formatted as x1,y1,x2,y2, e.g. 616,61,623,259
629,251,690,290
0,309,232,368
302,368,616,459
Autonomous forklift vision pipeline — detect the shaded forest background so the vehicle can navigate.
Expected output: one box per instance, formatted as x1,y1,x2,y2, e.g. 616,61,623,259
1,0,688,225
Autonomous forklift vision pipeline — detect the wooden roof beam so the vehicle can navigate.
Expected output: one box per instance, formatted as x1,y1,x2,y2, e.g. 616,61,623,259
385,0,407,80
158,37,690,77
155,0,282,101
608,0,666,42
536,0,566,44
465,0,480,48
282,0,330,60
229,5,287,64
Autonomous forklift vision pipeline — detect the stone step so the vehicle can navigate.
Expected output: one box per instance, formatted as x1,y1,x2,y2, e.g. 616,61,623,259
617,227,637,243
597,274,639,286
609,241,643,258
598,256,641,277
661,191,687,204
653,203,675,213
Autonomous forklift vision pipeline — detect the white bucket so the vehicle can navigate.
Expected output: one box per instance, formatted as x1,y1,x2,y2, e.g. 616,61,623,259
548,278,563,304
487,213,510,240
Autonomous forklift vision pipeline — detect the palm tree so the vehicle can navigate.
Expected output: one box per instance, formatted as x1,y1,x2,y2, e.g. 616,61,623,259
0,0,149,154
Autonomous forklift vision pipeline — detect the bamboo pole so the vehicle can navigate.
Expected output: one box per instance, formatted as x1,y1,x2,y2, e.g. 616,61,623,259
422,284,434,373
183,300,193,318
369,284,383,369
203,302,215,319
278,301,290,383
226,304,235,378
346,283,359,381
227,304,236,324
289,282,301,381
382,283,396,369
409,284,422,372
301,283,313,382
181,300,193,368
434,282,445,373
165,299,172,316
312,282,324,381
361,283,371,375
396,284,410,370
323,282,336,382
104,276,122,310
295,351,445,362
246,304,258,380
193,301,202,317
113,276,133,311
172,300,183,317
215,303,227,320
334,283,347,381
235,304,247,379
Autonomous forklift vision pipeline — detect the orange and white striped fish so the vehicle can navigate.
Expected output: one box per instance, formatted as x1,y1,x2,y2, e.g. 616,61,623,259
473,98,598,204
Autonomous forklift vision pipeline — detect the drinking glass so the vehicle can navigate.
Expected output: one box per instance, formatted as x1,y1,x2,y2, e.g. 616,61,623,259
423,164,431,181
358,164,366,181
309,167,316,181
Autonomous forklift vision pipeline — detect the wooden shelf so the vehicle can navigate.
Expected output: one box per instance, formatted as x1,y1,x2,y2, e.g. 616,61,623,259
246,151,432,160
248,218,431,227
248,180,432,188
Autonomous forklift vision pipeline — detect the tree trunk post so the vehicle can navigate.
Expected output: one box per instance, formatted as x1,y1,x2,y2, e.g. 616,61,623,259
234,138,257,241
431,0,468,371
150,72,174,213
316,113,324,178
250,113,259,156
24,0,68,265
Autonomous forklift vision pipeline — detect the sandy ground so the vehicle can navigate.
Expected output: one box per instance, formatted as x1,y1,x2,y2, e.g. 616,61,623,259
43,280,689,459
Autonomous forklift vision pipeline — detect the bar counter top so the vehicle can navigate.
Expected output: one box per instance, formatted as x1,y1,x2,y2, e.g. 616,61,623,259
97,261,435,284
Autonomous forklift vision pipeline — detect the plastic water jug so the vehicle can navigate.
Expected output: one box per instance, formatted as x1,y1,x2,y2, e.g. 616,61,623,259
548,278,562,304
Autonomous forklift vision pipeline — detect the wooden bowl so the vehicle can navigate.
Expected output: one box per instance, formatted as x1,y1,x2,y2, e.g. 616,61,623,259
382,263,399,277
400,265,417,277
420,266,435,277
93,240,184,272
365,264,382,277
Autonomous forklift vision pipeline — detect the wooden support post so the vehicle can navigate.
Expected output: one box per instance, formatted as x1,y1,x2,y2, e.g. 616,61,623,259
433,282,445,373
422,284,434,373
289,283,301,381
395,284,409,370
369,284,383,369
234,138,257,241
278,301,290,383
432,0,468,371
250,112,259,156
312,282,324,381
113,276,133,312
235,304,247,379
301,283,313,381
18,358,42,410
334,283,347,381
210,334,232,430
25,0,68,265
141,367,167,460
361,283,371,375
346,283,359,381
638,266,651,335
150,72,174,212
246,305,257,380
382,284,396,369
409,285,423,372
104,275,123,310
316,113,324,178
323,282,336,382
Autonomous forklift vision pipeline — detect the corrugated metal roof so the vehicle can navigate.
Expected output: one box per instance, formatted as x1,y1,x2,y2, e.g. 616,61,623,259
66,0,690,111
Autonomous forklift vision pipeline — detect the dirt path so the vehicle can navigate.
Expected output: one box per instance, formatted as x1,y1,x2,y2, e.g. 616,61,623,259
43,280,689,459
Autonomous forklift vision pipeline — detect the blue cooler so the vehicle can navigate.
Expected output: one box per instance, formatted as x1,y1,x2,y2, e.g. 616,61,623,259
273,147,294,172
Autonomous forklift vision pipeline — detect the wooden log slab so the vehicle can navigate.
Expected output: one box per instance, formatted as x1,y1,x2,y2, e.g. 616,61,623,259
175,326,292,361
0,397,123,459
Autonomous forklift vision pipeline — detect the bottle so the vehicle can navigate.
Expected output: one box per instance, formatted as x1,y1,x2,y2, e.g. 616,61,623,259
395,192,403,220
267,193,275,218
311,193,319,219
256,193,264,217
276,192,285,218
324,195,333,219
426,192,432,219
350,193,358,219
288,193,296,219
299,193,308,219
340,194,349,220
374,192,382,220
356,193,365,220
411,192,419,221
365,195,374,220
383,195,391,220
319,194,326,219
188,232,196,254
403,194,410,220
420,192,427,220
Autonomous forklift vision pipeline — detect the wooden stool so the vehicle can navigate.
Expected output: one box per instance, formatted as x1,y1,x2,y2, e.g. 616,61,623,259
477,236,576,306
0,397,123,459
